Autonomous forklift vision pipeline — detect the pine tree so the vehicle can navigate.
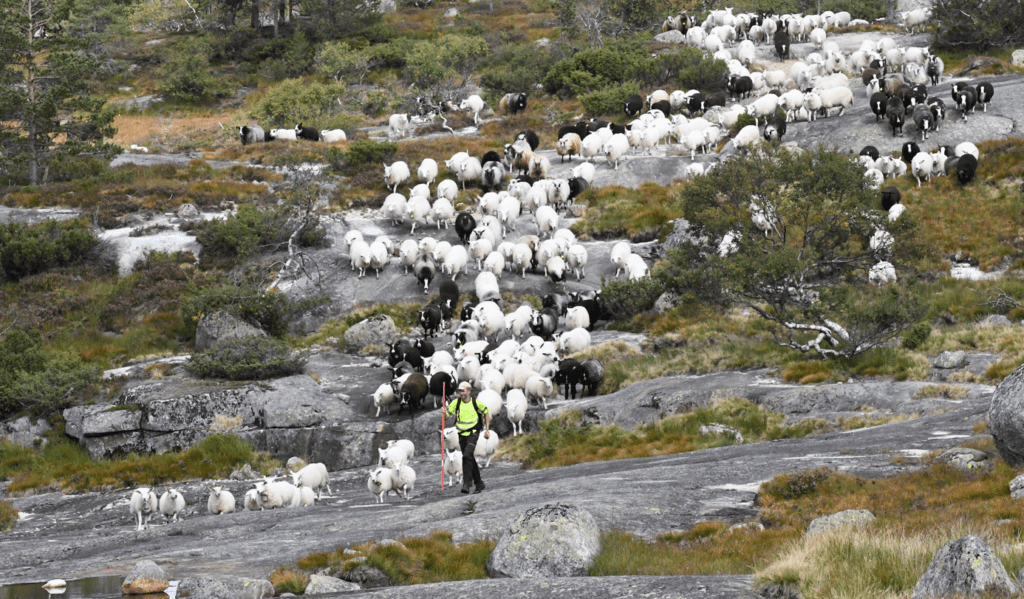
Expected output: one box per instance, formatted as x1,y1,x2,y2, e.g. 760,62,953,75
0,0,117,185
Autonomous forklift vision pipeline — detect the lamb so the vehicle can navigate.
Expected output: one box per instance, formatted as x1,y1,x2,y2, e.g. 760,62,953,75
291,463,331,499
443,448,464,486
505,389,528,436
611,241,631,278
383,161,411,193
207,486,236,515
525,374,556,409
417,158,438,186
320,129,347,143
367,467,394,503
388,113,410,140
558,327,592,355
130,488,159,530
244,488,261,511
295,486,316,507
557,133,582,163
158,488,186,523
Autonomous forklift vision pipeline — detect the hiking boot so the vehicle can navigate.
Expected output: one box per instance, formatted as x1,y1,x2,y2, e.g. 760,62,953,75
473,482,485,494
461,484,472,494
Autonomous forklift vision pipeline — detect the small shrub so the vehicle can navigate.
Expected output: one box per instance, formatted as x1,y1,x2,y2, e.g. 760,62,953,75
0,220,104,281
248,78,346,129
157,37,228,103
601,277,665,319
180,285,298,340
187,337,307,380
901,321,932,350
0,499,17,531
579,82,642,117
342,139,399,173
269,566,308,595
760,467,836,501
192,204,326,263
781,361,833,384
913,384,970,400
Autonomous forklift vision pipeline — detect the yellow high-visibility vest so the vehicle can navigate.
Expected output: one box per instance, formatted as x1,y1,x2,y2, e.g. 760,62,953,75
445,396,488,435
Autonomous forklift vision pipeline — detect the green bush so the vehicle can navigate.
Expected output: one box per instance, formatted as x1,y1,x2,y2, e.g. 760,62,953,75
480,44,557,96
901,322,932,350
188,336,306,380
579,82,642,117
0,500,16,532
0,219,103,281
157,37,228,103
602,277,665,319
180,285,298,340
342,139,398,172
249,78,347,130
0,328,99,419
192,204,327,264
544,43,646,95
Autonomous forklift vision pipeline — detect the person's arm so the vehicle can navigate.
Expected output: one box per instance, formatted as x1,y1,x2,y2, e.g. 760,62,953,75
484,411,491,438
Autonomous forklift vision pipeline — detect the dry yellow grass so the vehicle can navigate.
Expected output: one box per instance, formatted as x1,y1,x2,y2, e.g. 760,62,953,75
110,114,232,148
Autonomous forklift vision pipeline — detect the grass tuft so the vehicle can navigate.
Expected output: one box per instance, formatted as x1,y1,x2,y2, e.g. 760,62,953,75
269,566,308,595
0,500,18,532
913,384,970,400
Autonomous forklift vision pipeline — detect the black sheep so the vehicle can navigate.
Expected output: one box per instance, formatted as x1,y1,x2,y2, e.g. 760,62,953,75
419,304,443,338
860,146,880,161
870,92,888,122
428,371,456,406
505,93,528,115
392,373,429,414
580,359,605,397
585,119,609,133
651,99,671,116
529,308,559,341
881,186,901,211
609,123,626,135
861,68,881,86
954,88,976,119
568,298,603,329
460,301,477,322
901,141,920,164
542,292,570,316
515,130,540,151
390,360,416,378
886,98,905,136
686,92,706,114
705,91,727,110
727,75,753,100
557,125,578,140
438,280,459,319
957,154,978,184
295,124,320,141
455,212,476,245
553,359,585,400
413,255,436,295
763,115,786,142
567,177,589,202
388,339,415,367
481,150,502,165
912,104,932,140
413,338,435,358
773,30,790,59
239,125,268,145
976,81,994,112
623,94,644,117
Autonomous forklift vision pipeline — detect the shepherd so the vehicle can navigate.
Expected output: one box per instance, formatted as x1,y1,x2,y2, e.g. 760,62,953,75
444,381,491,494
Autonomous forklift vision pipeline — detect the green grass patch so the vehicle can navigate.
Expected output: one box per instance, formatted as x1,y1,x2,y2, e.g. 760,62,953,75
570,182,685,240
0,500,17,532
0,433,280,493
913,384,970,400
293,301,423,350
269,566,308,595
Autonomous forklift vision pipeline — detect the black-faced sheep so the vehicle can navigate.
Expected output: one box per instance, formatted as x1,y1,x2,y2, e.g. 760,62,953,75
976,81,994,112
580,359,605,397
500,93,528,115
515,130,540,151
392,372,429,413
455,212,477,245
295,124,320,141
553,358,585,400
419,304,443,338
240,125,269,145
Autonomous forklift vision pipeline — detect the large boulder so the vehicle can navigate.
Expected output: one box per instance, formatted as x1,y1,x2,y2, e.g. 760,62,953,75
911,535,1017,599
177,576,274,599
486,504,601,578
806,509,875,537
1013,49,1024,66
934,447,991,471
654,29,686,43
0,416,52,447
122,560,169,594
987,364,1024,466
195,311,267,351
343,314,398,353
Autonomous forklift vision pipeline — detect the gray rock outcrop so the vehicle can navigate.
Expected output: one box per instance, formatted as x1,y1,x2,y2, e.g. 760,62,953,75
177,203,200,221
654,30,685,43
1010,474,1024,500
699,423,743,444
486,504,601,578
344,315,398,352
911,535,1017,599
934,447,990,471
979,314,1012,327
1013,49,1024,66
122,560,168,594
806,509,875,537
195,311,267,351
987,364,1024,466
305,574,361,594
339,565,391,588
177,576,273,599
933,351,967,369
0,416,52,447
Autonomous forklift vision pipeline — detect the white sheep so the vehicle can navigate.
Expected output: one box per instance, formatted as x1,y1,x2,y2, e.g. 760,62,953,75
603,133,630,170
747,94,779,126
398,239,419,275
469,237,493,272
955,142,980,160
528,153,551,180
558,328,592,355
368,239,389,279
512,242,533,278
320,129,347,143
572,161,596,185
525,374,556,409
483,251,505,278
430,198,455,230
817,87,854,117
269,128,297,141
460,95,485,125
291,463,331,499
888,203,907,223
158,488,185,523
610,241,631,278
296,486,316,507
564,244,588,280
381,193,407,227
475,271,502,306
443,449,464,486
244,488,262,511
911,152,934,188
373,382,397,417
442,245,469,279
130,488,158,530
733,125,762,154
535,205,559,239
901,9,929,33
870,228,894,254
869,261,897,285
626,253,650,281
458,157,483,190
580,134,603,162
408,195,431,235
388,113,409,140
367,467,394,503
255,478,299,509
565,305,591,331
505,389,528,436
410,183,431,200
207,486,236,515
475,431,500,468
437,179,459,203
384,161,411,193
417,158,438,186
546,255,567,283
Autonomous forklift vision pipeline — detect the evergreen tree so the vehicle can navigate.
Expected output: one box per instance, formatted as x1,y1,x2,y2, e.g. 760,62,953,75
0,0,117,185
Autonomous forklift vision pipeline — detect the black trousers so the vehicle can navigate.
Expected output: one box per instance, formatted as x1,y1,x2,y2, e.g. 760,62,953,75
459,430,483,488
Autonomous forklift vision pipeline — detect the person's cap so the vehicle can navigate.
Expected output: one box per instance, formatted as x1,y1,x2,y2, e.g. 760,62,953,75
458,382,472,391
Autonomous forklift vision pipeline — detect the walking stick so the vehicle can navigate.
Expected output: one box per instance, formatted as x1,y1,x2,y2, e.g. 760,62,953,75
440,382,446,490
